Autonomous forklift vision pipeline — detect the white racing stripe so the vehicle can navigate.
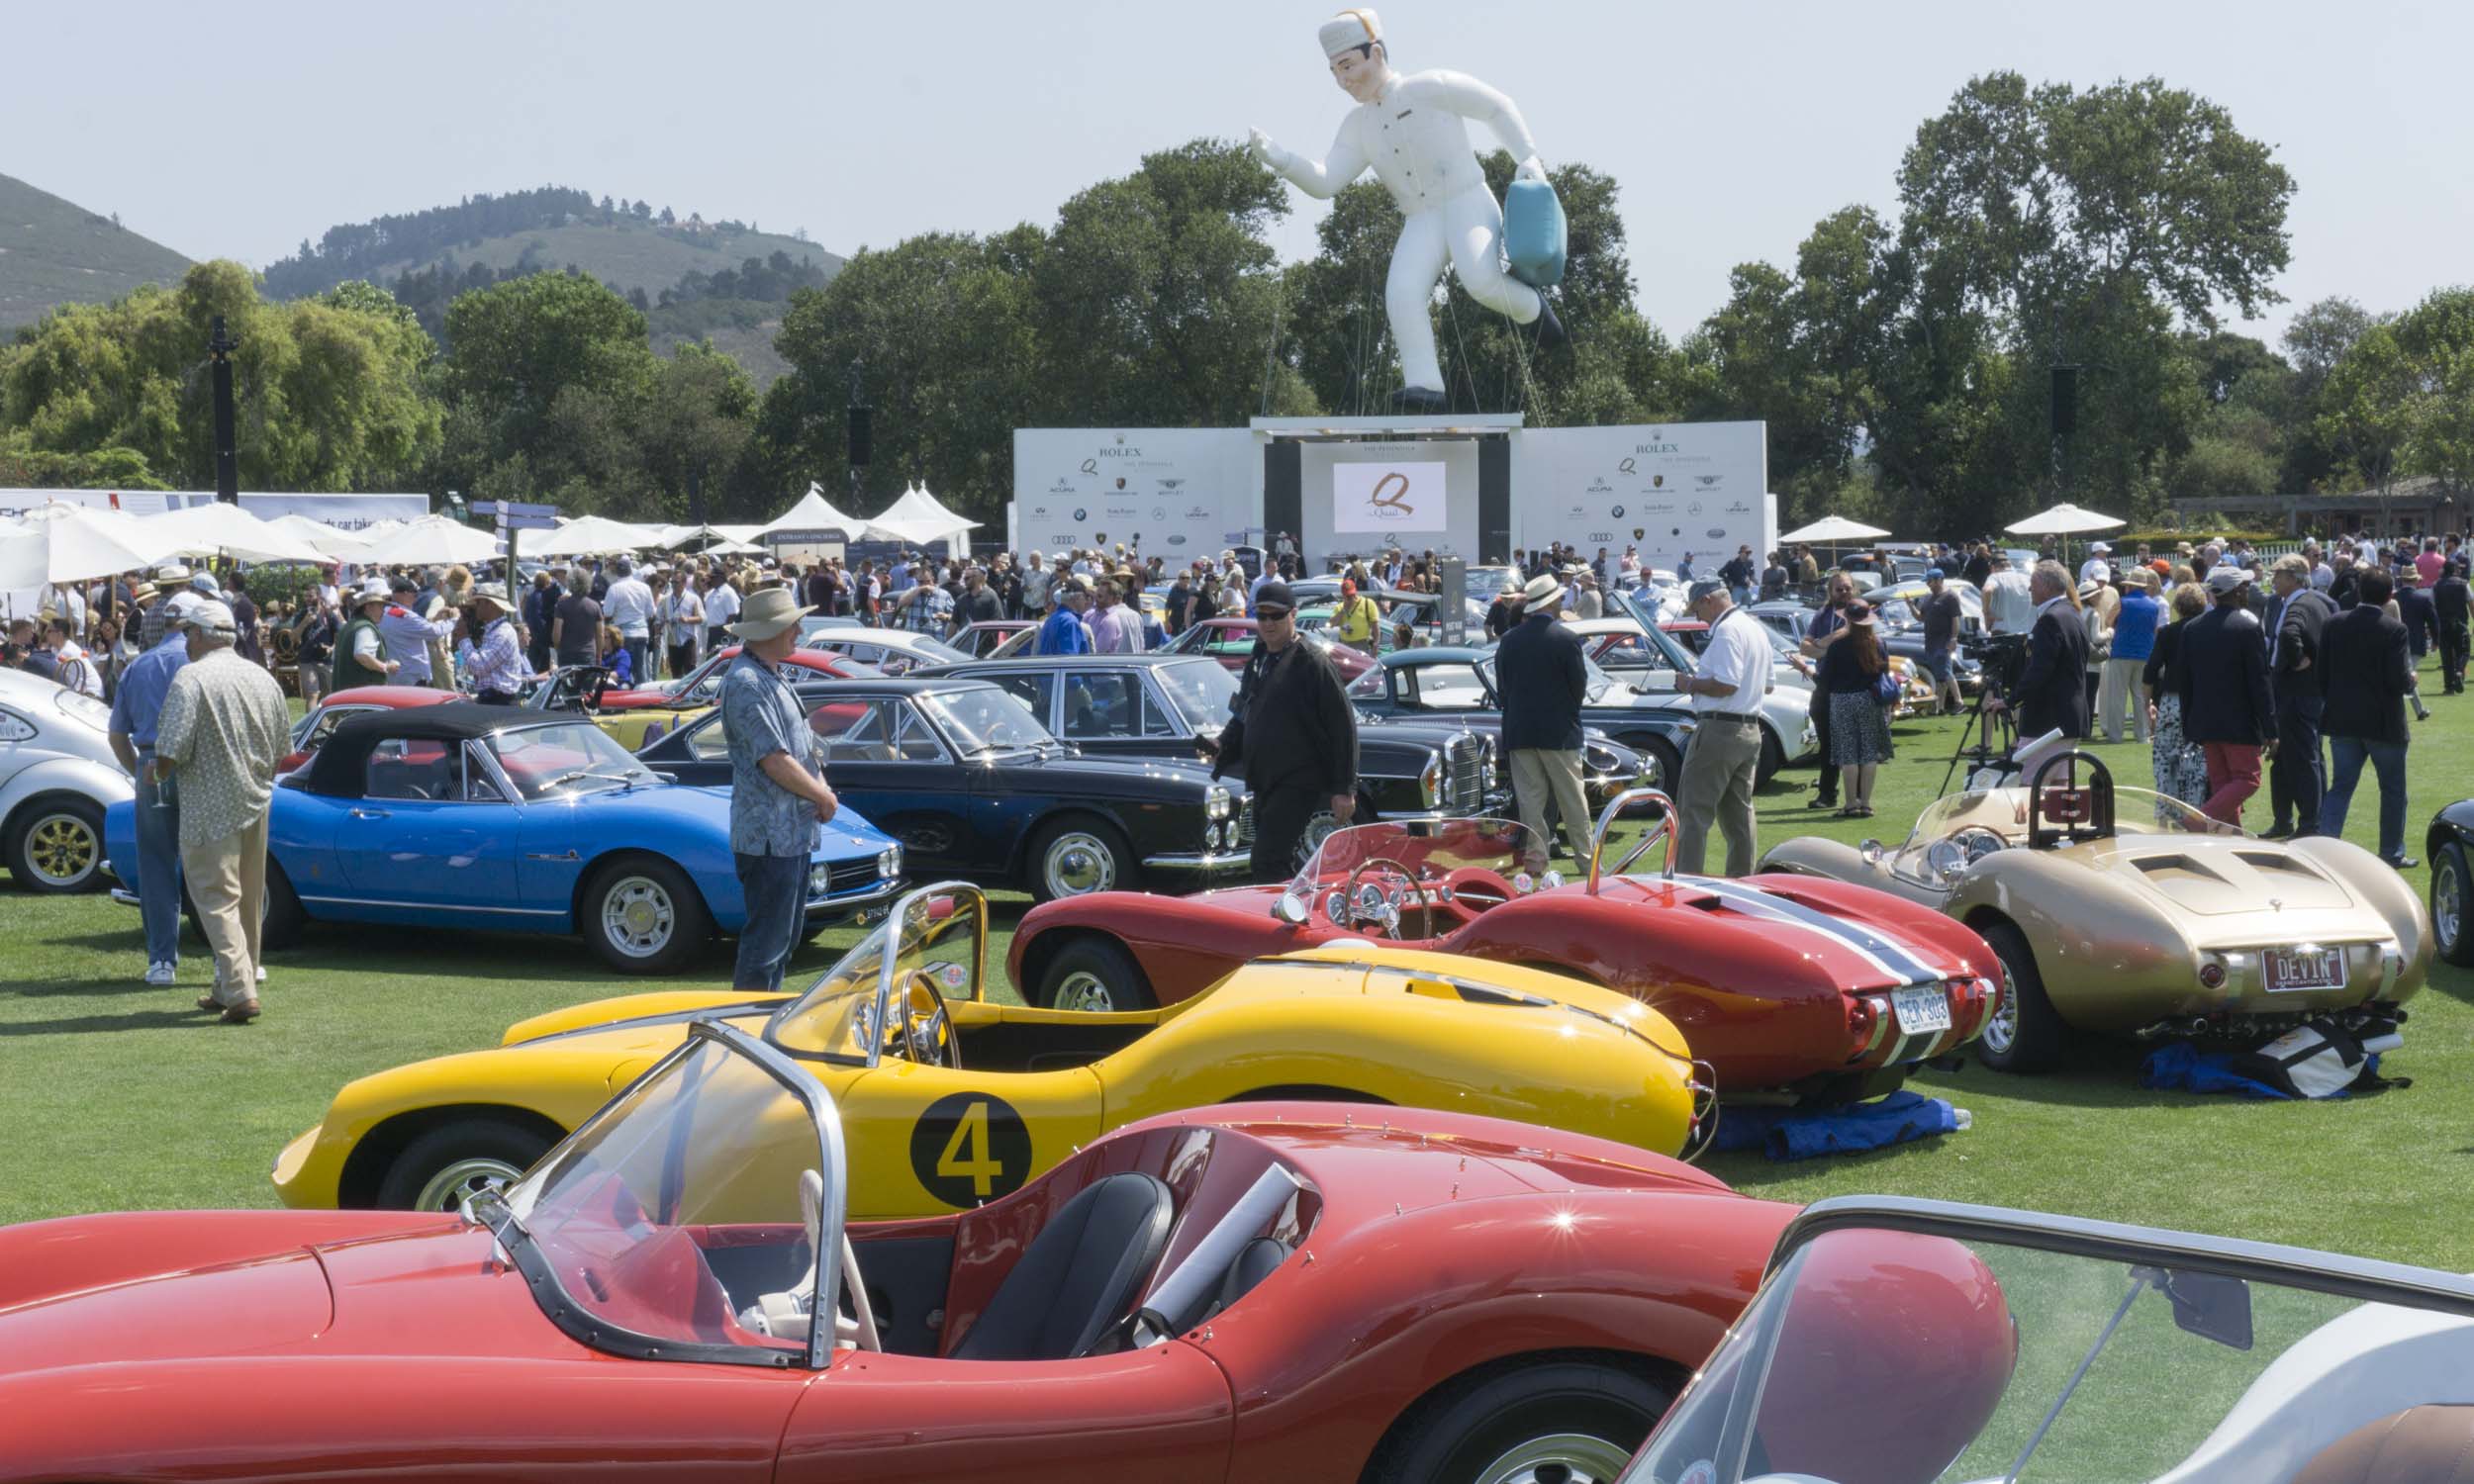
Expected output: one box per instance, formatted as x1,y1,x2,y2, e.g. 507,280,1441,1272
1646,874,1942,986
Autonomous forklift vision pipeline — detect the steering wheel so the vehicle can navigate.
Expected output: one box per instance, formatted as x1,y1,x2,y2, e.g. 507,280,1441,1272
1432,866,1519,925
1948,825,2008,865
899,971,959,1068
1339,857,1432,939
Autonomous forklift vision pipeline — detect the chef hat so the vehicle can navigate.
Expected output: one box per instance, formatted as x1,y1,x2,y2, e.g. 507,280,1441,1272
1319,7,1382,57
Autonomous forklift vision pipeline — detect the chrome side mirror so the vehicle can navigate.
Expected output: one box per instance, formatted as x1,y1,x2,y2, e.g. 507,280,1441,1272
1272,892,1310,926
1858,839,1885,867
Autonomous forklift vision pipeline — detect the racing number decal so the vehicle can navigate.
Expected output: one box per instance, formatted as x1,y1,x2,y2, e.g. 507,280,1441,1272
909,1091,1032,1207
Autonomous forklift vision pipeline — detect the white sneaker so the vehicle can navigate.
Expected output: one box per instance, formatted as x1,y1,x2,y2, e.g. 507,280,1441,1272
255,966,267,982
144,961,176,987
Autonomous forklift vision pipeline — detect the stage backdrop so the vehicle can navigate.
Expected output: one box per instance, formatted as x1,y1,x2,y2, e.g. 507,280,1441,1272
1300,439,1481,558
1009,429,1255,561
1514,421,1772,572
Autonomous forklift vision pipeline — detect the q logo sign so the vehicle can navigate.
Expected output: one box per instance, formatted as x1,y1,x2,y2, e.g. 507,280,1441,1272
910,1092,1032,1206
1080,458,1099,476
1369,471,1414,520
1618,457,1638,475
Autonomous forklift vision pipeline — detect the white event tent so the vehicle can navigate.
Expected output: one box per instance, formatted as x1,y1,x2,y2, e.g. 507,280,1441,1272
523,514,669,558
354,515,502,568
866,482,981,556
754,485,865,543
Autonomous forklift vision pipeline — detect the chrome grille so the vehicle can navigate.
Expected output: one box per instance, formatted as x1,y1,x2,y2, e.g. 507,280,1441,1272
1234,795,1255,848
1445,734,1485,814
826,859,882,893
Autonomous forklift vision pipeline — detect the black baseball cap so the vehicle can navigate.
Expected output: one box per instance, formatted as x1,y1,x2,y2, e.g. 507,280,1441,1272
1254,581,1296,614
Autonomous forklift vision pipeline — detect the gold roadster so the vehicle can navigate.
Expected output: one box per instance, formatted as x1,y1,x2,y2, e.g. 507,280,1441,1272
1758,751,2431,1072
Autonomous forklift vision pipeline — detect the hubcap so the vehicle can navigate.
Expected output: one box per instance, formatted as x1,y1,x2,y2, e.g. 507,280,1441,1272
26,813,97,887
1055,970,1118,1013
1981,965,2019,1055
2440,857,2465,953
415,1156,525,1213
1043,833,1116,896
1473,1432,1633,1484
602,877,675,956
1294,811,1339,870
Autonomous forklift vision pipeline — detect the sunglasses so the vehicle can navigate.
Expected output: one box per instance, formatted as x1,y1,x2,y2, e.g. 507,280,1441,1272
1257,607,1294,620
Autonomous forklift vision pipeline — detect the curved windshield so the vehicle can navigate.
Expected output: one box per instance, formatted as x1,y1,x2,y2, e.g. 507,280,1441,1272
1479,654,1616,704
917,687,1055,756
52,688,111,731
1289,816,1546,900
488,721,659,797
881,635,971,671
766,886,986,1065
500,1032,827,1364
1905,785,2247,849
1625,1218,2469,1484
1153,658,1240,731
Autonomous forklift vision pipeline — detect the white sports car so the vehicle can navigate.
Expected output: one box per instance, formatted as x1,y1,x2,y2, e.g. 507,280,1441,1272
0,668,134,892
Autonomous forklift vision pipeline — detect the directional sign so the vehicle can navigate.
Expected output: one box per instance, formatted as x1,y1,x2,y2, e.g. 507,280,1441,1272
471,500,559,519
493,513,561,530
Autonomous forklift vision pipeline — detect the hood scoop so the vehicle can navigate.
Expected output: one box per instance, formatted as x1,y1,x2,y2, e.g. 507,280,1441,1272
2119,846,2352,914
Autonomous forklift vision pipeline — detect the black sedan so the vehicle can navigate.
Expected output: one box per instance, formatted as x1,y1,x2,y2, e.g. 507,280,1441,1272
922,653,1499,867
634,677,1250,901
2431,799,2474,967
1342,647,1685,802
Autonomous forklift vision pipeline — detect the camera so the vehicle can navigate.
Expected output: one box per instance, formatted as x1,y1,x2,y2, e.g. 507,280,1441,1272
1963,631,2031,695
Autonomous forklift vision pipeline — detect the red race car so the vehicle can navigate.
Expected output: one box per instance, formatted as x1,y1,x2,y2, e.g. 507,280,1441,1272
1010,801,2004,1104
280,685,456,773
1158,616,1377,680
0,1020,1788,1484
597,644,875,710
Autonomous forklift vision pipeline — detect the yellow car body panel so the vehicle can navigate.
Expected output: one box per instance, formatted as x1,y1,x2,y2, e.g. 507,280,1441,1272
593,705,700,752
278,938,1700,1222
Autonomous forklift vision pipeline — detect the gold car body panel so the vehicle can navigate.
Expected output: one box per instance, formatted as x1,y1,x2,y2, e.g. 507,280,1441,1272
278,947,1700,1219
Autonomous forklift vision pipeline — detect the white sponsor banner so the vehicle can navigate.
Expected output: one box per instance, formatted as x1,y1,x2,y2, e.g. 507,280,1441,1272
1513,421,1771,573
1331,459,1448,534
0,488,428,528
1011,428,1257,562
1302,440,1478,559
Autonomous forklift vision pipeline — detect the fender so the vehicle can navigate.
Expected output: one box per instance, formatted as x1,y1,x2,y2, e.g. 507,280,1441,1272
2287,833,2435,984
0,755,133,831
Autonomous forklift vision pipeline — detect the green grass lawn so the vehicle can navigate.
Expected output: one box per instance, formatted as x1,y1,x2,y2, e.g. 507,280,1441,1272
5,657,2468,1270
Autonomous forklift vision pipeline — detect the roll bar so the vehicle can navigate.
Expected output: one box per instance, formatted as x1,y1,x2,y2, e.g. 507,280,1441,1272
1587,788,1677,893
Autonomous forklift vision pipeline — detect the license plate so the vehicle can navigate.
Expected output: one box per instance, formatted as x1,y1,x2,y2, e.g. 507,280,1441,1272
2264,948,2345,992
1892,984,1952,1035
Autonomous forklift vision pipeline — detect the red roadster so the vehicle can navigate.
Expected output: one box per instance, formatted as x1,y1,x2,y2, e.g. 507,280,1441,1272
1010,800,2005,1104
0,1020,1788,1484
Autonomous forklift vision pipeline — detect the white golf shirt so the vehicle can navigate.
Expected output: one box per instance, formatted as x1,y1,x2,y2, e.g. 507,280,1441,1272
1694,607,1772,719
1274,70,1538,212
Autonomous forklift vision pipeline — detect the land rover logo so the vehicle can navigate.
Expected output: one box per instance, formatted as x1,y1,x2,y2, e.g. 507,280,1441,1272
1168,534,1188,545
1707,526,1728,539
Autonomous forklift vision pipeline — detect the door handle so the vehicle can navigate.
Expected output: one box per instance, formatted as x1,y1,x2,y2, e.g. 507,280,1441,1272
348,807,391,819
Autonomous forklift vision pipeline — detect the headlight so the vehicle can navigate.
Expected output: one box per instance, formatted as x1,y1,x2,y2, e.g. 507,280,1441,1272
809,863,830,895
878,845,903,880
1206,785,1233,820
1420,756,1442,809
1206,821,1224,849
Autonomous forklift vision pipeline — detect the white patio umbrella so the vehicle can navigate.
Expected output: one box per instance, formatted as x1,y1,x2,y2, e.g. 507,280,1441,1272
353,515,501,568
524,514,668,558
2005,502,2125,566
0,503,169,590
1777,513,1893,571
141,503,332,566
264,513,374,558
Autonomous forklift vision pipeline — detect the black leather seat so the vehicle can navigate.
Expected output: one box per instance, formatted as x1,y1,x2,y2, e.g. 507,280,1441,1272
950,1171,1174,1361
1207,1236,1290,1318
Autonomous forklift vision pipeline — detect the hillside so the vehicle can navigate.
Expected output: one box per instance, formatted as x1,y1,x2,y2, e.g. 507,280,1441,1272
354,218,838,302
0,173,193,331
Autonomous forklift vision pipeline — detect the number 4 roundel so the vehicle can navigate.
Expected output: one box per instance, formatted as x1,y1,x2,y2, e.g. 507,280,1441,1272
908,1091,1033,1207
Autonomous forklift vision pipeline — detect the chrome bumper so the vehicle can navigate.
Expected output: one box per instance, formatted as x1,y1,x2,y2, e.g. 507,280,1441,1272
805,876,903,921
1142,850,1254,876
111,887,142,908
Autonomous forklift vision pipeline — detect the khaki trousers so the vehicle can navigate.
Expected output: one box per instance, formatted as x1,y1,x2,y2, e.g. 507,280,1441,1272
181,814,267,1006
1509,748,1591,872
2098,656,2151,742
1674,714,1762,877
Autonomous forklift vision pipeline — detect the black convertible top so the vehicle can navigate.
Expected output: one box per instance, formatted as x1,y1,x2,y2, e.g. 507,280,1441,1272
302,701,570,797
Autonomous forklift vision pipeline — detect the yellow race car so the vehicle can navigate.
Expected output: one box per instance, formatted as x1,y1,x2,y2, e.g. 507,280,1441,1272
275,881,1710,1218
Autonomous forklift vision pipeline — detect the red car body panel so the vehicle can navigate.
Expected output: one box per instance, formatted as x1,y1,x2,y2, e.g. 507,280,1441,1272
598,647,858,710
1011,874,2002,1095
0,1103,1785,1484
280,686,456,772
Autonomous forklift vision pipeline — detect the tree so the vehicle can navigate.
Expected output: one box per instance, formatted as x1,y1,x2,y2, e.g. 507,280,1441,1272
2317,323,2417,526
435,271,661,511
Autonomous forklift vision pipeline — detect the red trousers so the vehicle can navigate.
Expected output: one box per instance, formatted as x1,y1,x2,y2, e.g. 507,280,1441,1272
2200,742,2262,826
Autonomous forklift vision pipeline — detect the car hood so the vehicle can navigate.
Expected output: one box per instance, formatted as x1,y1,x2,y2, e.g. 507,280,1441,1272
2066,836,2361,918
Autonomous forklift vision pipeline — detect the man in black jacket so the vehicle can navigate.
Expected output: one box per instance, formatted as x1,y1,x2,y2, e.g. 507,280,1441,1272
2177,568,2275,828
2263,554,2331,838
1495,572,1591,872
1990,560,2089,742
2435,553,2470,695
1202,582,1359,882
2318,567,2416,867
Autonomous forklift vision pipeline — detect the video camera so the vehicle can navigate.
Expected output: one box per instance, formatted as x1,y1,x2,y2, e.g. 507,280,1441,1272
1962,630,2032,696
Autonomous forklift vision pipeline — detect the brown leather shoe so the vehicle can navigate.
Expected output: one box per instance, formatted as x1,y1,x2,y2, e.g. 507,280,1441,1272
219,1000,262,1024
195,995,221,1012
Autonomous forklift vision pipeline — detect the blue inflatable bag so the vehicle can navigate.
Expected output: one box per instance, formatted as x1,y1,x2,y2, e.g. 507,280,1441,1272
1503,176,1567,289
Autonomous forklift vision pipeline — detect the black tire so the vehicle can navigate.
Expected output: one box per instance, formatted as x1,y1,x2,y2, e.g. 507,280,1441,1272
1975,920,2065,1073
2434,840,2474,969
1757,724,1786,787
1034,934,1157,1012
261,859,306,951
1026,815,1137,904
1622,735,1682,796
1366,1358,1669,1484
581,856,713,974
376,1119,556,1212
6,794,107,893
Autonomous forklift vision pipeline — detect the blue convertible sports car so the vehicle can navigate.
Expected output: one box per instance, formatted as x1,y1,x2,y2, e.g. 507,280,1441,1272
105,703,904,974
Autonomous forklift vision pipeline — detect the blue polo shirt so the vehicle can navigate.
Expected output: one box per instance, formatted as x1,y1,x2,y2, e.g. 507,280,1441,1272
107,630,191,751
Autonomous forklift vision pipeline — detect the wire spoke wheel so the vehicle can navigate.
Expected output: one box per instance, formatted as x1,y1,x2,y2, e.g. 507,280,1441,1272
601,876,676,958
1472,1432,1634,1484
1979,970,2018,1057
24,810,99,889
2437,853,2464,957
413,1156,526,1214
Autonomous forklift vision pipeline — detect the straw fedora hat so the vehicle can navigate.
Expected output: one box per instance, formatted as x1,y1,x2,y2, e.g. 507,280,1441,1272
727,585,815,641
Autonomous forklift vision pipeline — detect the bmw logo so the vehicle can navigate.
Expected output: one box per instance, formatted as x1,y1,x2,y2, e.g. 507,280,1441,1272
1073,508,1088,522
1610,505,1626,518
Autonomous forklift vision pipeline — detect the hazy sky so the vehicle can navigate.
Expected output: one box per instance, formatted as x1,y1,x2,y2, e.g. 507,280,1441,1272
10,0,2468,348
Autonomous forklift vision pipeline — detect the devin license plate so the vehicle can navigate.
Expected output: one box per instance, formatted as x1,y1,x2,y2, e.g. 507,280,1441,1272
2264,948,2345,992
1892,985,1952,1036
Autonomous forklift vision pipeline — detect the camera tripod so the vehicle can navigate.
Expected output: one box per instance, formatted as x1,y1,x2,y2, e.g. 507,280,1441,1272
1938,674,2021,797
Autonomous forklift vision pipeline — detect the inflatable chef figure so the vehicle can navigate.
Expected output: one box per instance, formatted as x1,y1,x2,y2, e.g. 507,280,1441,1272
1251,8,1563,410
